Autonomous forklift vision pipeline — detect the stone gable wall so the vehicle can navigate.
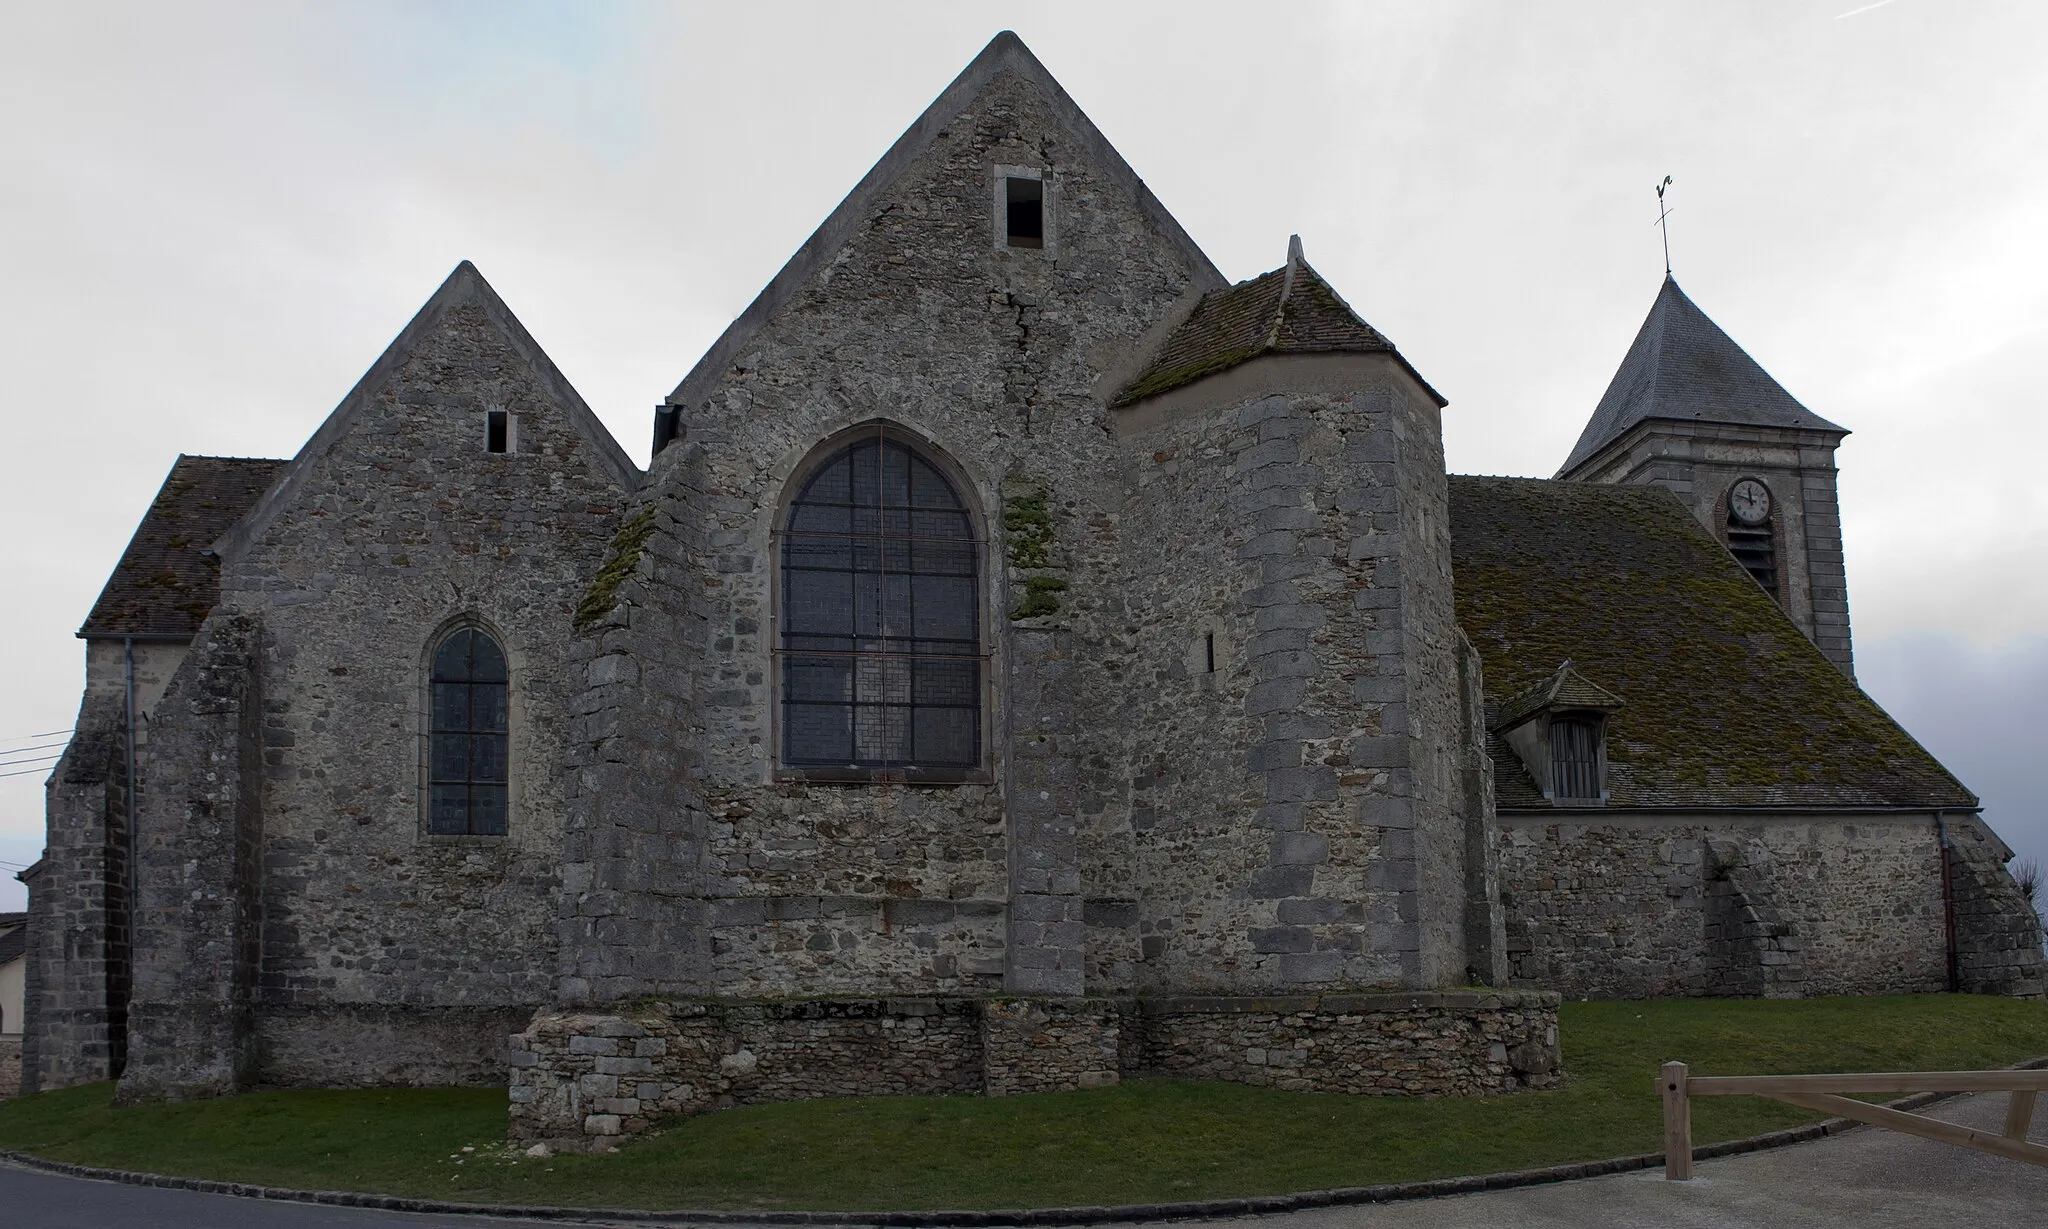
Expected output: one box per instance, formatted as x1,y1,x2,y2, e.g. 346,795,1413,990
560,68,1221,1003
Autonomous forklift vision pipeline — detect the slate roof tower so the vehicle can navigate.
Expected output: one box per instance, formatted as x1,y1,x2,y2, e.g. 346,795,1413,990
1560,277,1856,676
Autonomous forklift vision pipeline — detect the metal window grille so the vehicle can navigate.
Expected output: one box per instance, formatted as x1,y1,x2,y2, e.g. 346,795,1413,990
781,435,980,768
429,628,509,834
1549,717,1601,802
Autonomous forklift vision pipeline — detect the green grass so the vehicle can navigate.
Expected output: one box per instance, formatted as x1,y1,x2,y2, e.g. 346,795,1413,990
2,995,2045,1211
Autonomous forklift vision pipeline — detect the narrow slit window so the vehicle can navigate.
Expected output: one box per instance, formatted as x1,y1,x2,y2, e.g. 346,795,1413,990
1005,176,1043,249
1205,632,1216,674
486,409,510,454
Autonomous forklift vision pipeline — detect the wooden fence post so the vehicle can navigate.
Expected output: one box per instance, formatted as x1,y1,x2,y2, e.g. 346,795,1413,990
1662,1060,1693,1180
2006,1090,2038,1141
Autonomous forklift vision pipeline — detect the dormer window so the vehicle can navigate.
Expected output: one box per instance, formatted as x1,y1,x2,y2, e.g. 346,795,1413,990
1491,659,1622,808
1549,716,1603,802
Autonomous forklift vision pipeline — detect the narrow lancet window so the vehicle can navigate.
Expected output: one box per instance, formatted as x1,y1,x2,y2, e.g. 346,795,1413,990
429,628,509,834
781,434,980,770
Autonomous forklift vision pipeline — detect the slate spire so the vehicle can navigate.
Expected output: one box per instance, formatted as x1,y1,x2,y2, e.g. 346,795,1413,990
1559,277,1845,477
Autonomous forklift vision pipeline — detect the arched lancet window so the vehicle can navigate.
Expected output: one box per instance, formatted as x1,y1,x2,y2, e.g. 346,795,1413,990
781,433,980,770
429,627,509,834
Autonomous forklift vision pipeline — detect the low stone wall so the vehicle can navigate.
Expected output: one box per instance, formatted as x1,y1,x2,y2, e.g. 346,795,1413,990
1134,991,1560,1095
0,1035,20,1099
510,991,1562,1148
982,998,1120,1095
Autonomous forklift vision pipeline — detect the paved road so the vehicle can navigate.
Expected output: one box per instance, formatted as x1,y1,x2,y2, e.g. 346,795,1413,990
4,1092,2043,1227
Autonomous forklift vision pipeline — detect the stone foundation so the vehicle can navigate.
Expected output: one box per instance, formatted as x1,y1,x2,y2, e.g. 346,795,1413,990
0,1036,20,1099
509,991,1561,1148
1136,990,1560,1095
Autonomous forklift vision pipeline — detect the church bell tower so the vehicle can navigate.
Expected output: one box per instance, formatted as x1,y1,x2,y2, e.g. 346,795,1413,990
1559,277,1855,678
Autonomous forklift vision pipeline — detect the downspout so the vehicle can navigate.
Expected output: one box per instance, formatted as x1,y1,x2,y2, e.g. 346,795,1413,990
1934,810,1959,993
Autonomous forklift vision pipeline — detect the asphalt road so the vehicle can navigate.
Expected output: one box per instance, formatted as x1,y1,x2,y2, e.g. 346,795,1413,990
3,1092,2042,1227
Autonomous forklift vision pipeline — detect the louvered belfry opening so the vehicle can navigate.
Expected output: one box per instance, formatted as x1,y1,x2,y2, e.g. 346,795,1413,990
1726,515,1778,597
1549,716,1601,802
781,432,981,769
429,628,510,834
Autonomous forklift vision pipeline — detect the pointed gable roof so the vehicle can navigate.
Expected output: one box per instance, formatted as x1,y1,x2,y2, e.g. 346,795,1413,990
1114,236,1444,407
1493,659,1624,731
1560,276,1845,476
215,261,637,566
664,31,1225,416
79,454,286,640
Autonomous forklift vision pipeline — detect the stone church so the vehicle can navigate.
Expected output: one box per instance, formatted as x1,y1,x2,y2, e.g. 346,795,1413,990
19,34,2041,1140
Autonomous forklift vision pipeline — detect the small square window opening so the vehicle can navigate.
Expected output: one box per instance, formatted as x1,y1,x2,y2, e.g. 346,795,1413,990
1005,177,1043,249
486,409,509,454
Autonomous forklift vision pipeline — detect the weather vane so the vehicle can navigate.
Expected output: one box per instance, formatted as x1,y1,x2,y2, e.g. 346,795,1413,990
1655,175,1675,277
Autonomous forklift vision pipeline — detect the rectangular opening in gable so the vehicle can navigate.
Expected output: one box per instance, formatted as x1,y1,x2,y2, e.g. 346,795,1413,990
486,409,509,454
1005,176,1043,249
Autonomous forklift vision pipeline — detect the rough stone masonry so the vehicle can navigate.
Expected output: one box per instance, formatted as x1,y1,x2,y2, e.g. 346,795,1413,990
22,33,2038,1139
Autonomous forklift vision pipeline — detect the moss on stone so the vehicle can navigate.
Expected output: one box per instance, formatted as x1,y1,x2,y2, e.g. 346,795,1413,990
1002,492,1055,569
1008,575,1068,620
574,507,658,633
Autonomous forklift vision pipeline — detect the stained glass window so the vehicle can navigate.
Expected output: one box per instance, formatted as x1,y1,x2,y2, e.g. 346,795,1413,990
781,436,980,769
429,628,509,834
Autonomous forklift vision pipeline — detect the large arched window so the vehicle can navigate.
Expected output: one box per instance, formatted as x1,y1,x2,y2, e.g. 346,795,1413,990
781,433,981,771
429,627,509,834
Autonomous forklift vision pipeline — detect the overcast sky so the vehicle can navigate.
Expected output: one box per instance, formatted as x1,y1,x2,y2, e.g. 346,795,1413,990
3,2,2045,912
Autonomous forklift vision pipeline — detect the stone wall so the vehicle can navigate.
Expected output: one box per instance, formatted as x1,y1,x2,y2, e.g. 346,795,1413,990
1111,355,1487,996
0,1035,20,1099
1946,814,2047,998
509,991,1560,1148
1135,990,1560,1095
1498,813,1952,998
256,1005,534,1088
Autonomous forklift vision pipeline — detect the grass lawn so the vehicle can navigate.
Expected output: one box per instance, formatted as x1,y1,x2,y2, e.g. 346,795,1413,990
2,995,2044,1211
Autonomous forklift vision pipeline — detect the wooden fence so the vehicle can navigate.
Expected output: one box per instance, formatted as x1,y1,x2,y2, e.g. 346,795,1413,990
1660,1061,2048,1180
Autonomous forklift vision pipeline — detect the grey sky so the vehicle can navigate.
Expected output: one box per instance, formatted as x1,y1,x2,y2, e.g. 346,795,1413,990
4,2,2045,910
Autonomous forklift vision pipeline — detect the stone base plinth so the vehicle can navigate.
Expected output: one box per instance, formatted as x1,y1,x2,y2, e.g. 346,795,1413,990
0,1035,20,1099
508,990,1561,1149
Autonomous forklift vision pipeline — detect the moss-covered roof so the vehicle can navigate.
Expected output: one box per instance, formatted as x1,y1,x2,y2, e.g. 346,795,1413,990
1114,247,1442,407
1494,660,1624,730
79,455,284,639
1450,477,1973,810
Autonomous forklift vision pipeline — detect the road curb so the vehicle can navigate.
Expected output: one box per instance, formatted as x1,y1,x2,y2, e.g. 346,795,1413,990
6,1057,2045,1225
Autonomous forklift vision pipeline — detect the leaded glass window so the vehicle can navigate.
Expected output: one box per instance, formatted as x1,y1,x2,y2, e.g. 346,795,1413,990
1549,716,1601,802
781,435,980,769
429,628,508,834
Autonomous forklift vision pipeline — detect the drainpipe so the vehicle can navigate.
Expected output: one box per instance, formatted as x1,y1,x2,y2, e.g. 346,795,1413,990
1934,810,1959,993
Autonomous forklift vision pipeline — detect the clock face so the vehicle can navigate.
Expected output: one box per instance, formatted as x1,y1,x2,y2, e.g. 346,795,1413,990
1729,478,1773,526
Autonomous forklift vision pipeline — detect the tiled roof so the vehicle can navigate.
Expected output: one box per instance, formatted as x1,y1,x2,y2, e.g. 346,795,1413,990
79,455,285,639
1116,241,1440,406
1494,660,1624,731
1450,476,1973,811
0,922,24,966
1560,277,1845,475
